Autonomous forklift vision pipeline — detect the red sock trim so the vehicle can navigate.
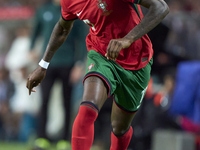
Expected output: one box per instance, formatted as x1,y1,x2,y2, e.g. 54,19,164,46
81,105,98,113
110,126,133,150
80,101,99,114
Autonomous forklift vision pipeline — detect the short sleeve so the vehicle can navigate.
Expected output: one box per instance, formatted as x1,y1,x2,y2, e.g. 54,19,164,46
122,0,141,4
61,0,77,20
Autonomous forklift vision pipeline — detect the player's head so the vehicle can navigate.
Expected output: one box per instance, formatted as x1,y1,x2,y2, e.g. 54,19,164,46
52,0,61,6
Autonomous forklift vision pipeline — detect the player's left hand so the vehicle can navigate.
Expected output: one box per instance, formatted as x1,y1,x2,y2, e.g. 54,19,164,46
105,38,132,61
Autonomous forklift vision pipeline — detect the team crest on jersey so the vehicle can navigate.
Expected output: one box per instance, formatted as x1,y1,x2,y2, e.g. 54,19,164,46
88,63,94,71
97,0,112,16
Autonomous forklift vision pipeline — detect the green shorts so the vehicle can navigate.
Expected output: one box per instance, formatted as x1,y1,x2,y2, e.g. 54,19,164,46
83,50,153,113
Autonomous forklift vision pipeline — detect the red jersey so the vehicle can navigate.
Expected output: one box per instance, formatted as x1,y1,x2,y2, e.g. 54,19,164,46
61,0,153,70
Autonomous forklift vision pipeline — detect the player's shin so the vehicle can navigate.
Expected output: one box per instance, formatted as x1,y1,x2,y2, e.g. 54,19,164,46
71,101,99,150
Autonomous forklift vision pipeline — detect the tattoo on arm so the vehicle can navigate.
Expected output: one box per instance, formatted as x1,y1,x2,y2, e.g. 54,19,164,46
124,0,169,43
42,18,74,62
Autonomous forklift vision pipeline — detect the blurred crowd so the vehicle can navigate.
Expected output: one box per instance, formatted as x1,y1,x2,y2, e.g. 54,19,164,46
0,0,46,8
0,0,200,150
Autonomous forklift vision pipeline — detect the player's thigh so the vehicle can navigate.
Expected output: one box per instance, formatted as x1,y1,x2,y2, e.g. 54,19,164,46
111,101,136,135
82,75,108,110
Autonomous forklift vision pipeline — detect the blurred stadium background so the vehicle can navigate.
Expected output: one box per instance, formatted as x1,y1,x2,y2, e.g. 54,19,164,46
0,0,200,150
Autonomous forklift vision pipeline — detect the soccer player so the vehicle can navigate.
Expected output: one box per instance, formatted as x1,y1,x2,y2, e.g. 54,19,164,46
26,0,169,149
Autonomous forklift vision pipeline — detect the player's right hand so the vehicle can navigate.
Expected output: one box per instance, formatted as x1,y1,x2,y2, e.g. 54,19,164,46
106,38,132,61
26,66,47,95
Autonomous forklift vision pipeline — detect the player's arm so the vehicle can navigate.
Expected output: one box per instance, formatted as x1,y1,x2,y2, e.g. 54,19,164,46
42,17,75,62
26,17,75,95
106,0,169,60
124,0,169,42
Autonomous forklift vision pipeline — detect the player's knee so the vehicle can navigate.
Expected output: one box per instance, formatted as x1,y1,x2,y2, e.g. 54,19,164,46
111,120,130,136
